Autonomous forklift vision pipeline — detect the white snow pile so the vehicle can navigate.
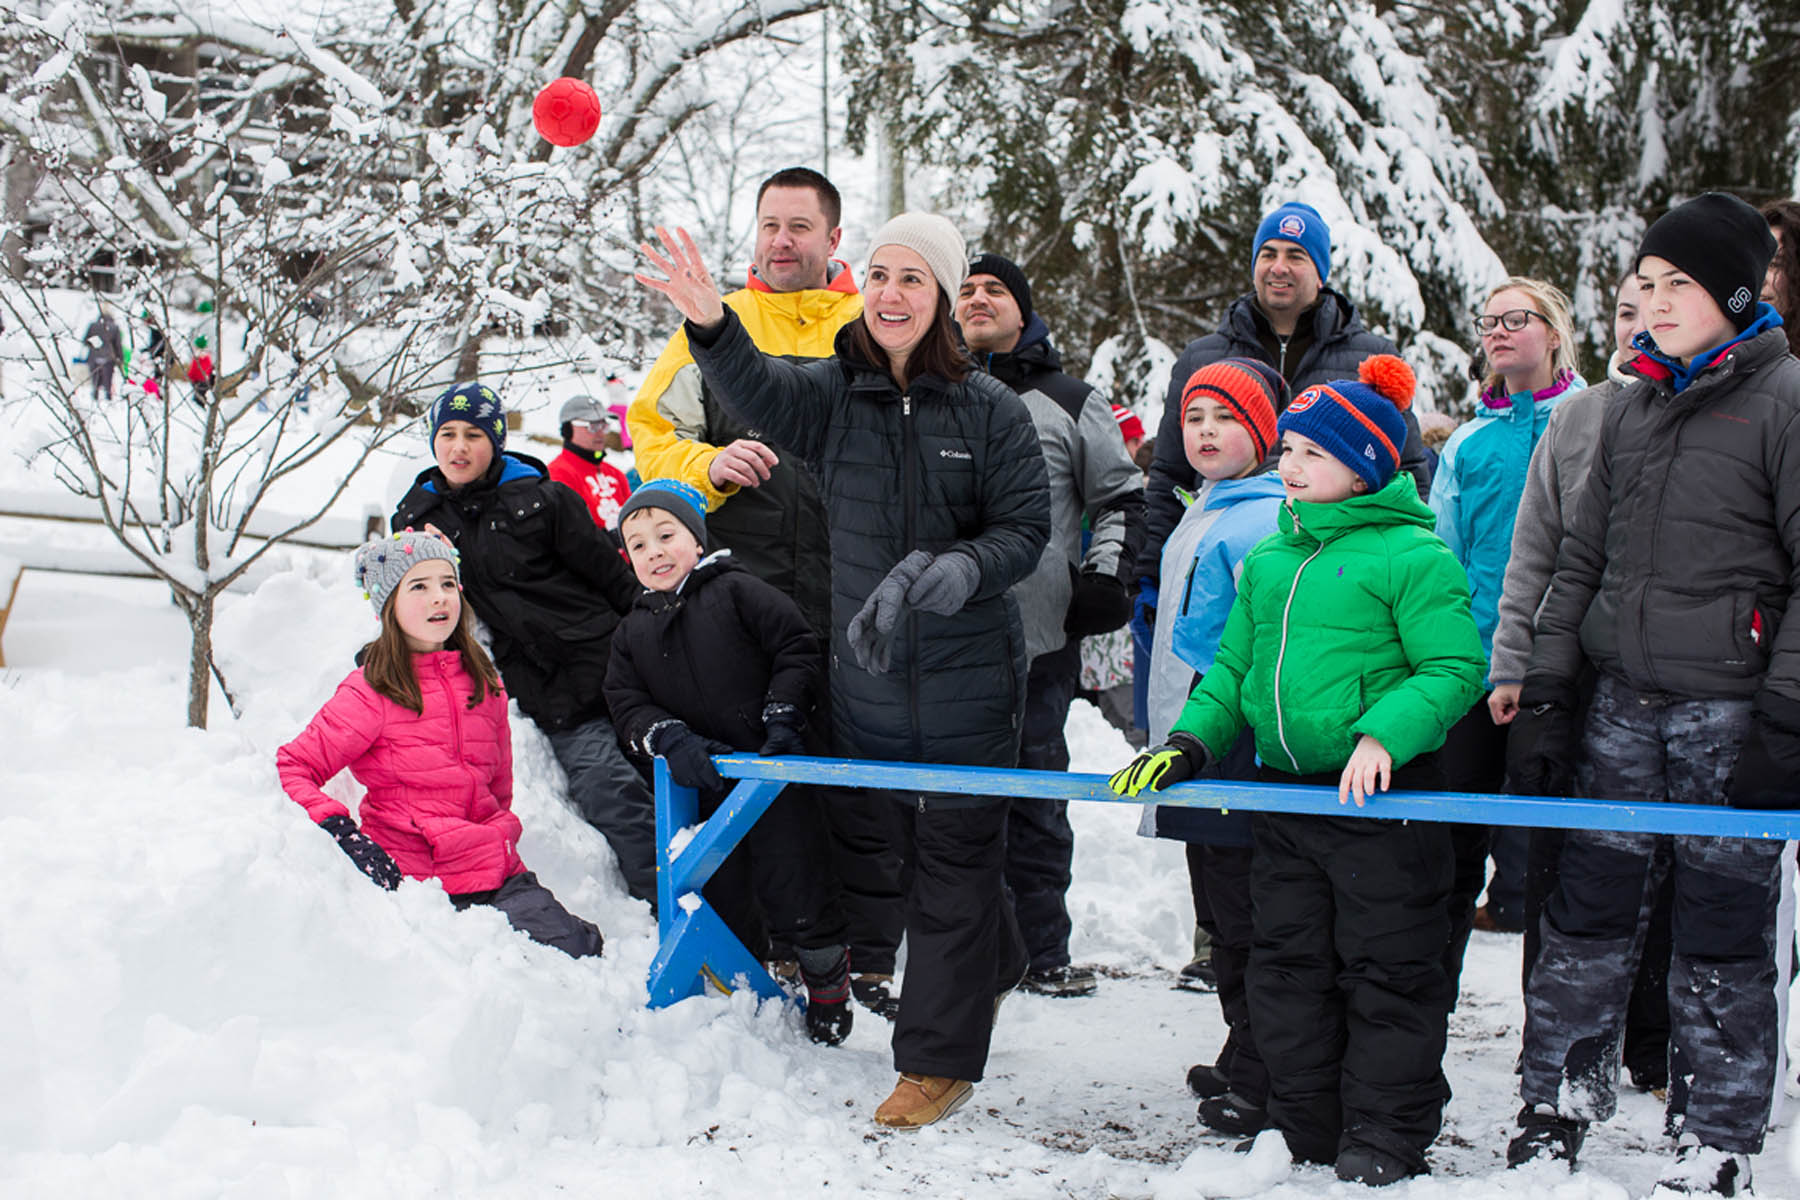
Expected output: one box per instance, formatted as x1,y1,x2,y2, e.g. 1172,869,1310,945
3,563,1799,1196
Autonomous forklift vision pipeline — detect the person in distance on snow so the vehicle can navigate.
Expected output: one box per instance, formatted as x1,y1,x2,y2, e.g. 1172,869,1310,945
635,215,1049,1132
392,383,657,908
547,394,634,534
602,478,853,1046
276,531,604,958
1111,355,1486,1186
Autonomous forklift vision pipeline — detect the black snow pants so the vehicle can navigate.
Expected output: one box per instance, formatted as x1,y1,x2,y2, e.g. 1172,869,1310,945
891,795,1029,1082
1008,640,1082,972
1520,675,1781,1155
451,871,604,959
1248,760,1454,1172
699,785,849,962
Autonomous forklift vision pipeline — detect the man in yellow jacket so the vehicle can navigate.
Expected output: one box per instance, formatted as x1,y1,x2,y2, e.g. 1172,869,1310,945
630,167,903,1016
631,166,861,639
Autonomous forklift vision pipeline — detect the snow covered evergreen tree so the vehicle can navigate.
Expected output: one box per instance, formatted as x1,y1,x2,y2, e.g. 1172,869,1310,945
839,0,1800,414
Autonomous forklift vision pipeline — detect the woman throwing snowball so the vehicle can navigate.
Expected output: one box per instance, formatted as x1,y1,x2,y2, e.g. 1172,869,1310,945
637,218,1049,1130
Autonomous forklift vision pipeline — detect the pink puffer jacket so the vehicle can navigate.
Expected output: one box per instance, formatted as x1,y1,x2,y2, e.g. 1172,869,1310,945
277,652,525,894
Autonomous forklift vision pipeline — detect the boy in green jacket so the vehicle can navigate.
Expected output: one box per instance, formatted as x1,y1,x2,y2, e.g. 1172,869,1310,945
1111,355,1485,1186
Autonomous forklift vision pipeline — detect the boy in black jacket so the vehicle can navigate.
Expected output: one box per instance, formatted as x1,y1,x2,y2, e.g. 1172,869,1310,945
603,478,853,1045
1506,194,1800,1195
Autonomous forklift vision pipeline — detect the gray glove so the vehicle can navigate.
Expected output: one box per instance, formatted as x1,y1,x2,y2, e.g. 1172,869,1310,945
847,549,933,673
905,549,980,616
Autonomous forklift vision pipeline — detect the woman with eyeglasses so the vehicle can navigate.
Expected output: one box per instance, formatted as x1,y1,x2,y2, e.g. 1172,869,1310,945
1429,277,1585,993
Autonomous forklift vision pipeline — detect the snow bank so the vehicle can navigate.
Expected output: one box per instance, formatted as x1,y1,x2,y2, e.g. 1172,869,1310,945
2,560,1795,1197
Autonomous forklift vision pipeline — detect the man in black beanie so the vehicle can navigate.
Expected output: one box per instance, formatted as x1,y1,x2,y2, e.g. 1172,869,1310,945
1504,191,1798,1194
956,251,1145,998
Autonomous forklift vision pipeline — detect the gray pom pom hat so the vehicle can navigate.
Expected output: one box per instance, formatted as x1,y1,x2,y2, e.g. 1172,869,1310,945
354,529,461,615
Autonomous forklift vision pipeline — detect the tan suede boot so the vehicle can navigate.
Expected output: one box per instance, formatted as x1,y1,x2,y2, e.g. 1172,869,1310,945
873,1073,973,1129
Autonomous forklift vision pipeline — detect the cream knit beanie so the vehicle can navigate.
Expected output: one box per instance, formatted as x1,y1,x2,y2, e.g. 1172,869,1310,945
864,213,968,303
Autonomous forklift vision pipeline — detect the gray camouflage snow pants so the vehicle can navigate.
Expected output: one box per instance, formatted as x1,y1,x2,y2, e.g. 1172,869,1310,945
1520,675,1782,1154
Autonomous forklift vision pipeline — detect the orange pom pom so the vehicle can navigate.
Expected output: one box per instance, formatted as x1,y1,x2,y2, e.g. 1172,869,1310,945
1357,354,1415,411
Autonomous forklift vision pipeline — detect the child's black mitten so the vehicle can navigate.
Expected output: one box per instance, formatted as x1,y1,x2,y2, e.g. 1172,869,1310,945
649,721,733,792
759,702,807,757
319,814,402,890
1505,675,1581,797
1729,691,1800,809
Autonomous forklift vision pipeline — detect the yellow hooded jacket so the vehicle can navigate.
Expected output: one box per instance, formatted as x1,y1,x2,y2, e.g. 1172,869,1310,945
629,264,863,507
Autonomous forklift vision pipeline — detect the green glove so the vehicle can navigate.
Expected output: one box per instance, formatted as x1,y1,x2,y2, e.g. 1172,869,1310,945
1108,732,1210,797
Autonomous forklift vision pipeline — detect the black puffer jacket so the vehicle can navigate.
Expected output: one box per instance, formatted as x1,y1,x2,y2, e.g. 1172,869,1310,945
604,553,823,754
1142,289,1428,588
392,452,640,732
1529,323,1800,704
687,310,1051,769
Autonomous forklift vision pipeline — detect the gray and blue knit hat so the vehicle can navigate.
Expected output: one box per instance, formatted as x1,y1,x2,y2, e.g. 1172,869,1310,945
354,529,460,615
428,381,507,453
618,477,710,550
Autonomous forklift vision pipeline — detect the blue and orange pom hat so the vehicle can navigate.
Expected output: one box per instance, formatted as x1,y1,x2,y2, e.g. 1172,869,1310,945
428,381,507,454
1276,355,1416,493
355,529,460,615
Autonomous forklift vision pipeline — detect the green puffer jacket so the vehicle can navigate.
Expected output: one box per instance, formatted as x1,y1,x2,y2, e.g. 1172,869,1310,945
1172,472,1486,775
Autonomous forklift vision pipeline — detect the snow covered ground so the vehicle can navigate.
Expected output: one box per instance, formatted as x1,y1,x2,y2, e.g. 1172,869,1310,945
4,558,1799,1198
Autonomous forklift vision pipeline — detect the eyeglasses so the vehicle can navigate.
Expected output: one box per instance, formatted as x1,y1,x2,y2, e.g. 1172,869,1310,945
1473,309,1546,335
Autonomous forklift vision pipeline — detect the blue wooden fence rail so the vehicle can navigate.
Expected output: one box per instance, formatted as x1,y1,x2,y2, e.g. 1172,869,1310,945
646,754,1800,1010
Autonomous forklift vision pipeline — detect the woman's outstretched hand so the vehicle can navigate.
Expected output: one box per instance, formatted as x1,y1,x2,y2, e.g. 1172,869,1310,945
634,226,726,330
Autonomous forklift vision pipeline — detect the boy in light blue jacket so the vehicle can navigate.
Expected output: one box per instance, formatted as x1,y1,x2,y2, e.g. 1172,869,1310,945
1141,357,1287,1140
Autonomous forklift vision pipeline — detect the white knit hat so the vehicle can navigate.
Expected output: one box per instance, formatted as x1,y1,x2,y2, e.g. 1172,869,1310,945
864,213,968,304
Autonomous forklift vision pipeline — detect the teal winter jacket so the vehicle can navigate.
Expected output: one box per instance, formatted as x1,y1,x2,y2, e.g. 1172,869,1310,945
1428,371,1583,672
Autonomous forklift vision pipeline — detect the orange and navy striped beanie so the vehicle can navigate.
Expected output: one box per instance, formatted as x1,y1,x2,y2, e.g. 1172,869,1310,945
1180,358,1288,462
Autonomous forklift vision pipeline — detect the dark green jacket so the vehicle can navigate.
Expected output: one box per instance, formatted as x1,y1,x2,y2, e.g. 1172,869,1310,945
1173,473,1485,775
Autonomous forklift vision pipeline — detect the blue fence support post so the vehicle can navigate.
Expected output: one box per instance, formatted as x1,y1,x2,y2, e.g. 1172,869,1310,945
645,757,794,1009
647,754,1800,1009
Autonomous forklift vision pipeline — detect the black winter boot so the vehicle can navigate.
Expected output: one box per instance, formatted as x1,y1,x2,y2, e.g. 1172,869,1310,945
1656,1136,1751,1196
1506,1104,1585,1169
1186,1062,1231,1099
1197,1092,1266,1137
1336,1145,1419,1186
798,945,853,1046
851,973,902,1021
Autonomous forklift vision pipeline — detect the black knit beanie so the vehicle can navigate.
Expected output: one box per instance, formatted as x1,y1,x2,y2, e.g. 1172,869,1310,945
966,252,1033,328
1635,193,1778,332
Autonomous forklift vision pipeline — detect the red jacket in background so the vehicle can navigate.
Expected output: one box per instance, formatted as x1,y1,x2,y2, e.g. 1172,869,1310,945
548,447,632,531
276,651,525,894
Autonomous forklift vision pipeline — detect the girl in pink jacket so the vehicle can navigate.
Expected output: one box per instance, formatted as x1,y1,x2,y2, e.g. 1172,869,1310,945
278,530,603,958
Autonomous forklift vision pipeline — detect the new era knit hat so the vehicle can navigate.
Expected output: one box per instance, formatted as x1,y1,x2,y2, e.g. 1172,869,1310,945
354,529,460,616
1635,192,1778,332
1252,202,1331,285
429,381,507,453
966,252,1033,327
617,478,709,550
1181,357,1290,462
866,213,967,304
1276,355,1416,493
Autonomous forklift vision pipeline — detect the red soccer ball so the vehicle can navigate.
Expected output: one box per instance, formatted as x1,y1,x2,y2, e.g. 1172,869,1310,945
533,78,601,147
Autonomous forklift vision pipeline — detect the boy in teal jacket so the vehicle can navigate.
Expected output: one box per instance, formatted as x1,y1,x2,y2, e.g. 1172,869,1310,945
1112,355,1485,1186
